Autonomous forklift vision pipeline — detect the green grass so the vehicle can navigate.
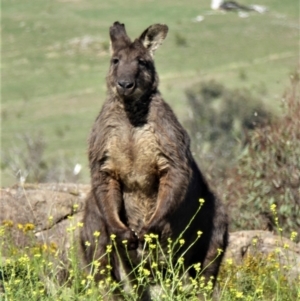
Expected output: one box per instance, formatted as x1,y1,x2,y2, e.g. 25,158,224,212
1,0,299,186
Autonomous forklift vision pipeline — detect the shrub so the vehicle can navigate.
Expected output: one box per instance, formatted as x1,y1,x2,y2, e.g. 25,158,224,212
184,80,271,179
218,73,300,239
218,251,299,301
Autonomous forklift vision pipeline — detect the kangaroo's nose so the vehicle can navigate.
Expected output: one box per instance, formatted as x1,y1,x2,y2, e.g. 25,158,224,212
118,80,135,90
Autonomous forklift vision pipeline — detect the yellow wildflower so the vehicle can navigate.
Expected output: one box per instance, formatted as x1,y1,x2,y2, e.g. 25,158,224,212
24,223,35,232
199,198,205,204
93,231,100,237
2,220,13,227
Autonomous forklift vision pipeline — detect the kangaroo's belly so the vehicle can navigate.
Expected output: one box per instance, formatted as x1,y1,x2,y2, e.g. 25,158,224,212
123,190,157,232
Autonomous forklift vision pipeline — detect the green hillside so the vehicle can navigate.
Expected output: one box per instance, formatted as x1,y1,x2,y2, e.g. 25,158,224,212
1,0,299,186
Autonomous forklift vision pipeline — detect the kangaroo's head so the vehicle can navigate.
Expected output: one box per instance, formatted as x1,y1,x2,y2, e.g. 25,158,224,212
107,22,168,102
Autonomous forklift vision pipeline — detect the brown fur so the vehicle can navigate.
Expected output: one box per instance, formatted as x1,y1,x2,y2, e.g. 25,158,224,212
80,21,228,298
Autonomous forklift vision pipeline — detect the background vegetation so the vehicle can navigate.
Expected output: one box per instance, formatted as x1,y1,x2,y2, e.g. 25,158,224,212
184,74,299,238
1,0,299,186
184,80,271,177
217,75,300,239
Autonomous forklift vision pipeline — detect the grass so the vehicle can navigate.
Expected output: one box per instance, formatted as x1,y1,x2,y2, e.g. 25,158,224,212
0,202,299,300
1,0,299,186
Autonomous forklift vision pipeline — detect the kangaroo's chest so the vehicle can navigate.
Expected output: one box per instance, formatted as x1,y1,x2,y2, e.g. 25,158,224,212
104,124,167,191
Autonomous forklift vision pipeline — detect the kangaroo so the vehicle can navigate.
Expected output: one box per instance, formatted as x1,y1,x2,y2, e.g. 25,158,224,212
80,21,228,299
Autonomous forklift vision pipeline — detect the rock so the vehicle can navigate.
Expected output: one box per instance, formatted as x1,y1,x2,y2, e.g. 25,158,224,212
0,183,89,253
0,183,89,229
225,230,300,280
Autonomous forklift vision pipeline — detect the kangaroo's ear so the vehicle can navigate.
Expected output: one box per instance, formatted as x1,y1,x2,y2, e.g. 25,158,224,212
109,21,131,53
139,24,168,57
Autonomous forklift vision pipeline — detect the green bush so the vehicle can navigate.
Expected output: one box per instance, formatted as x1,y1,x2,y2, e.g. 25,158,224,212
184,80,271,178
218,74,300,239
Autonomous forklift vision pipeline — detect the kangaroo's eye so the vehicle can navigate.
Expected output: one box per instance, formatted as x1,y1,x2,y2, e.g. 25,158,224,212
138,59,147,67
112,58,119,65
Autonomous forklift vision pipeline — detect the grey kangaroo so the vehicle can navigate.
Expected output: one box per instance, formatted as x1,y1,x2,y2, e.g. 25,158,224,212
80,21,228,300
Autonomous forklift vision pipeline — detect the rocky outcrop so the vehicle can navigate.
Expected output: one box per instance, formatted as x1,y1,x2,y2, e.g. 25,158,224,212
0,183,88,254
225,230,300,280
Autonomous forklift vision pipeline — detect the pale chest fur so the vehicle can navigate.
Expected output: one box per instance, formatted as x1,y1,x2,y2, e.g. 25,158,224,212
101,123,168,231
